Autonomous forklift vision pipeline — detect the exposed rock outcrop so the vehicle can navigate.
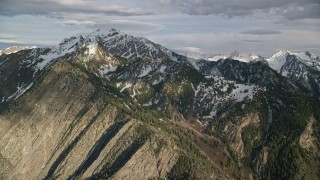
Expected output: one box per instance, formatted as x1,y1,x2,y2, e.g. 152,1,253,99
224,113,260,159
299,116,317,150
252,147,269,174
0,62,178,179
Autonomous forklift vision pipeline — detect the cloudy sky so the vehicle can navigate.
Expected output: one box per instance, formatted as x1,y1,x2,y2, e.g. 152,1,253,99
1,0,320,56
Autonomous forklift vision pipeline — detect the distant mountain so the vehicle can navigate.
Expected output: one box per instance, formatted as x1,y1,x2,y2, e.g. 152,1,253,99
0,29,319,179
267,50,320,97
176,50,265,63
206,51,265,62
0,46,36,55
189,49,320,98
267,50,320,72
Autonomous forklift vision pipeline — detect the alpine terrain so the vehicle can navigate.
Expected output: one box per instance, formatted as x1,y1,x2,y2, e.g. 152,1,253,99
0,28,319,179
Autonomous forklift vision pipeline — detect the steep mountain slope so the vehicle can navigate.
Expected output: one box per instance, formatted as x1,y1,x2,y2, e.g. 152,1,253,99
0,48,47,110
267,50,320,97
0,60,228,179
0,29,319,179
0,28,185,109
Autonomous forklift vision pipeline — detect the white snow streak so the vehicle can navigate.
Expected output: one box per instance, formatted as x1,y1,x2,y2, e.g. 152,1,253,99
7,83,33,101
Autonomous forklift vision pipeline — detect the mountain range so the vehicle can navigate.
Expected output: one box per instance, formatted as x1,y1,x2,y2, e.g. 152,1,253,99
0,28,319,179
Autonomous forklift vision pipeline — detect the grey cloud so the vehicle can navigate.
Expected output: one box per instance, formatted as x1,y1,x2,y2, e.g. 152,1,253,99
243,40,268,42
280,18,320,26
147,30,320,56
241,30,281,35
105,20,164,32
52,12,164,33
150,0,320,20
1,0,154,17
2,0,319,22
276,3,320,20
83,20,165,33
0,34,18,39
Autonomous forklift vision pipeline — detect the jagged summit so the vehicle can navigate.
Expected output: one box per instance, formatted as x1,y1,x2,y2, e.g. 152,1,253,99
266,49,320,96
109,27,121,34
267,49,320,72
266,50,290,72
1,28,320,180
29,28,182,73
53,28,177,61
228,51,263,62
206,50,264,62
97,27,121,34
87,28,123,38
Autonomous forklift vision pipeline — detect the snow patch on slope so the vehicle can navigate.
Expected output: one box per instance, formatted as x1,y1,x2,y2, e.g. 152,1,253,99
159,65,167,73
36,37,80,71
231,84,256,102
87,44,97,55
138,66,153,77
98,64,117,76
120,82,133,92
195,77,260,117
291,51,320,71
6,83,33,101
152,77,164,85
187,57,201,70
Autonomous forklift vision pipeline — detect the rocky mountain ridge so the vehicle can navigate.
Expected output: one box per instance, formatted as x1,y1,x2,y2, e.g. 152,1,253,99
0,28,319,179
0,46,37,56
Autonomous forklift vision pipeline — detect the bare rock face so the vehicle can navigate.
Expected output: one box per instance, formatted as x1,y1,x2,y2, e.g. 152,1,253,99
299,116,317,150
0,62,178,179
224,113,260,159
252,147,269,174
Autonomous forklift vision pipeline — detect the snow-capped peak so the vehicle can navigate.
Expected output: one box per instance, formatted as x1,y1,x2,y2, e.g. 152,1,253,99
272,49,291,58
228,51,262,62
86,28,124,39
207,54,228,61
267,50,320,72
266,50,290,72
86,28,177,61
35,29,120,71
33,28,180,72
207,51,263,62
